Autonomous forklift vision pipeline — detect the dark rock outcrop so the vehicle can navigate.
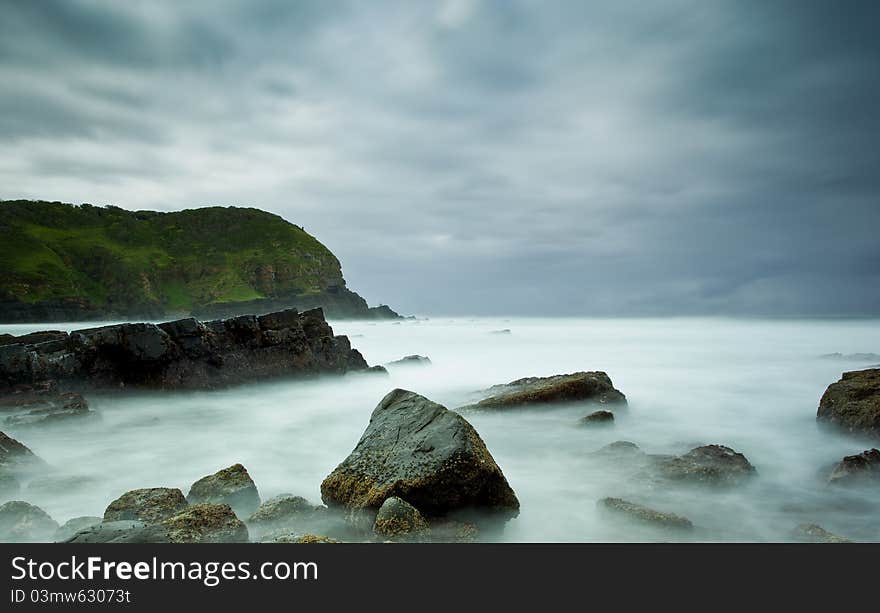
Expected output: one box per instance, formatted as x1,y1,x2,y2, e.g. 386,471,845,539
579,410,615,426
103,487,188,524
373,497,430,539
0,500,59,542
598,497,693,530
321,389,519,518
817,369,880,438
160,503,248,543
464,372,626,411
386,355,431,367
187,464,260,518
652,445,756,486
828,448,880,484
0,431,45,475
0,308,370,394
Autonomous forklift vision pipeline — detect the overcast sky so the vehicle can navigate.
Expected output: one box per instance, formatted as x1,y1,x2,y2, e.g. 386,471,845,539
1,1,878,316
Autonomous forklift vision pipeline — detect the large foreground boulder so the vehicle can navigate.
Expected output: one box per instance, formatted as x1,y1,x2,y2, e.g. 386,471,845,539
464,372,626,410
186,464,260,517
321,389,519,518
0,500,59,542
817,369,880,438
103,487,188,524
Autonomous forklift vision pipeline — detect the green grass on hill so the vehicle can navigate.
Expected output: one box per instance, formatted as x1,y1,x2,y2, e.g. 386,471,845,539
0,200,344,313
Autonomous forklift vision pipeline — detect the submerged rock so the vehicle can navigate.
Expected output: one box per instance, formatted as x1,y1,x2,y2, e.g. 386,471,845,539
465,372,626,411
591,441,645,460
817,369,880,438
64,520,170,544
160,503,248,543
0,308,371,395
321,389,519,518
0,431,46,475
793,523,852,543
2,392,96,428
373,497,429,539
579,410,615,426
386,355,431,367
652,444,756,486
54,516,102,541
0,500,59,542
103,487,188,524
186,463,260,518
828,448,880,485
248,494,319,526
598,497,693,530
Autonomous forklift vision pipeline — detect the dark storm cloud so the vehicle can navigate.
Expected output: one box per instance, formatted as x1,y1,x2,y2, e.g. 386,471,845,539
0,0,877,316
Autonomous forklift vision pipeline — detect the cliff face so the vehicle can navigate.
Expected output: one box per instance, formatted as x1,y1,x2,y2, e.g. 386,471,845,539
0,200,399,322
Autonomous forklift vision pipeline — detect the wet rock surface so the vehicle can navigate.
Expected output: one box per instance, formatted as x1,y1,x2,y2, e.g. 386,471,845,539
373,496,429,539
793,523,852,543
160,503,249,543
650,444,757,486
1,392,96,428
817,369,880,438
65,520,171,544
579,410,615,426
0,500,59,542
0,308,370,395
186,463,260,518
321,389,519,518
828,448,880,484
103,487,189,524
464,372,626,410
598,497,693,530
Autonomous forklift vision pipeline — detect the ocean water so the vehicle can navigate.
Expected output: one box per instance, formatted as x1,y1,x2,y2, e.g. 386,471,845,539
2,317,879,542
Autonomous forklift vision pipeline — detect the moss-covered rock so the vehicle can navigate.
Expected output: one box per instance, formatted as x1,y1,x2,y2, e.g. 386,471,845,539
463,372,626,411
598,497,693,530
0,500,59,542
828,448,880,484
321,389,519,518
652,444,756,486
579,410,615,426
161,503,248,543
187,463,260,518
103,487,188,524
373,497,429,539
817,369,880,438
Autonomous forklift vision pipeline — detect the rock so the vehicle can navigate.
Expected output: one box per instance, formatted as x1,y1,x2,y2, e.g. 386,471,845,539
591,441,645,460
186,463,260,517
0,473,19,500
0,500,59,542
0,431,46,475
579,410,615,426
793,523,852,543
321,389,519,518
291,533,339,543
53,516,102,541
598,497,693,530
828,448,880,484
2,392,97,428
386,355,431,367
465,372,626,411
363,365,389,375
160,503,249,543
373,497,430,539
428,519,479,543
489,329,512,335
64,520,171,544
247,494,318,527
817,369,880,438
103,487,188,524
0,308,372,395
652,445,757,486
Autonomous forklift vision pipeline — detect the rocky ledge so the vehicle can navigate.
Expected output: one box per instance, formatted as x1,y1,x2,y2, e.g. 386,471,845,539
0,307,370,395
817,369,880,438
